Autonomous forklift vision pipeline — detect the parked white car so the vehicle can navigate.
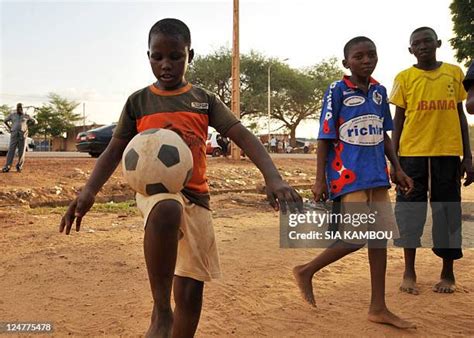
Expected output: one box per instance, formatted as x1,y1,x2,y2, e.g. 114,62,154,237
0,128,35,156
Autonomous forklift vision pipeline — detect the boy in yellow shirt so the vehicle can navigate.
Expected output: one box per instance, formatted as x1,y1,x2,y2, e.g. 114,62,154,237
390,27,474,294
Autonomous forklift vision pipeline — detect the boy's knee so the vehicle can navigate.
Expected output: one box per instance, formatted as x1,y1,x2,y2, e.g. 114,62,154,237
176,288,202,308
147,199,182,231
174,278,203,309
368,239,387,248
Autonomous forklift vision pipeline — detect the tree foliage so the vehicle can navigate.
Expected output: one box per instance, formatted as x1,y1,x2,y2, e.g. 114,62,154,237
188,47,232,105
270,58,344,143
449,0,474,67
187,49,344,144
187,48,269,118
0,104,12,124
28,93,81,138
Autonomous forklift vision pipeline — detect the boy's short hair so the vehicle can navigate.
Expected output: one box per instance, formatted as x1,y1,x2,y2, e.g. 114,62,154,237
343,36,375,59
410,26,438,42
148,18,191,48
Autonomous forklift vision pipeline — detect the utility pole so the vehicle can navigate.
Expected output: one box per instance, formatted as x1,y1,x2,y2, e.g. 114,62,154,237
267,63,273,151
83,102,86,132
230,0,241,160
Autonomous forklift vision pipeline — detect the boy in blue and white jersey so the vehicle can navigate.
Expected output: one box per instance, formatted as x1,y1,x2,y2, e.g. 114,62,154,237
319,75,393,198
293,36,415,329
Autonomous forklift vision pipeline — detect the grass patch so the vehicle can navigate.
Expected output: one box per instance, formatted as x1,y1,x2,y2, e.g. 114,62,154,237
28,200,139,216
28,206,67,215
91,200,138,214
297,189,314,200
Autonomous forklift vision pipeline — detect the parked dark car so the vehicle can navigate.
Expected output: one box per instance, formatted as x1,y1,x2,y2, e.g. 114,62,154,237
76,124,116,157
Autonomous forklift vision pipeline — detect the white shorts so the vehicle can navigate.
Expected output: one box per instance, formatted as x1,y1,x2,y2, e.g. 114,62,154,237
136,192,221,282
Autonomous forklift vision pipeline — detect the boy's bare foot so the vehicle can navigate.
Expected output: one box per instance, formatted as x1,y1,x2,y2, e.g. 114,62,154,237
433,279,456,293
368,308,416,329
399,276,419,295
292,265,316,307
145,309,173,338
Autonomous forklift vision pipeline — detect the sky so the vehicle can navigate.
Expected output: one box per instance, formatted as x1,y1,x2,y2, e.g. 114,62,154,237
0,0,470,138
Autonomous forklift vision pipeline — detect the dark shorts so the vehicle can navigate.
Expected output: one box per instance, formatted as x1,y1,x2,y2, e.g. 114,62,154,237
394,156,463,260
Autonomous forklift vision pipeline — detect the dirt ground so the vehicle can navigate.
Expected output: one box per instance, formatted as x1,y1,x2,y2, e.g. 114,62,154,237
0,157,473,337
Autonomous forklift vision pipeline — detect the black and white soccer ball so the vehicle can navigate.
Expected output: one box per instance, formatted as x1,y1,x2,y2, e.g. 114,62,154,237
122,128,193,195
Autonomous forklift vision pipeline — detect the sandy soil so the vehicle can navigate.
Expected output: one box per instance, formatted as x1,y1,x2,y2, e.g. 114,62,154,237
0,157,473,336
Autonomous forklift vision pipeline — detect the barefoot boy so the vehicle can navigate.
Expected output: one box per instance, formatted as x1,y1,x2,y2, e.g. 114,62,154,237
293,36,415,329
390,27,473,295
59,18,302,337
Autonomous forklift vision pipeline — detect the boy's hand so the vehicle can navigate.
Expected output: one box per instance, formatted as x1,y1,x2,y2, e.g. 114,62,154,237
59,187,95,235
461,157,474,187
266,178,303,214
390,167,414,195
312,180,328,202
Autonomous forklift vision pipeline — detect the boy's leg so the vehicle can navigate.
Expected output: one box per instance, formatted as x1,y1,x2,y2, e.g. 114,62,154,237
367,246,415,329
401,248,418,294
434,259,456,293
294,191,368,306
172,276,204,338
430,157,463,293
293,240,362,306
144,199,182,338
395,157,428,294
170,197,220,336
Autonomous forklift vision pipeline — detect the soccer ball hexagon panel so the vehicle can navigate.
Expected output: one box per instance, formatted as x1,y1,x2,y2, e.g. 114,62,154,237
122,128,194,195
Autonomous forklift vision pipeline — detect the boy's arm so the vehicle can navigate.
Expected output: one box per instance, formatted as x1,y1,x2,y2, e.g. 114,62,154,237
312,140,329,201
467,87,474,114
391,106,405,156
384,132,413,194
59,137,129,234
224,123,302,213
458,103,474,186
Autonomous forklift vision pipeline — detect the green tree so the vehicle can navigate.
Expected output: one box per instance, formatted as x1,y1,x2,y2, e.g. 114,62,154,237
187,48,269,118
188,47,232,105
269,58,344,145
28,93,81,138
188,49,344,145
0,104,12,125
449,0,474,67
47,93,82,132
29,106,57,141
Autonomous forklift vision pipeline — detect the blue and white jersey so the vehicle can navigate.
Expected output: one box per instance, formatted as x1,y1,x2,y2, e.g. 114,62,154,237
317,76,393,199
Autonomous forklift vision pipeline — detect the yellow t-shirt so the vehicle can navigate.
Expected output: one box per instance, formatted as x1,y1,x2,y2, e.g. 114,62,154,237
390,63,467,156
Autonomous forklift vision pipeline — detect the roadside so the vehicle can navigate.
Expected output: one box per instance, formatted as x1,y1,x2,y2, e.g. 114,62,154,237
0,157,473,336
